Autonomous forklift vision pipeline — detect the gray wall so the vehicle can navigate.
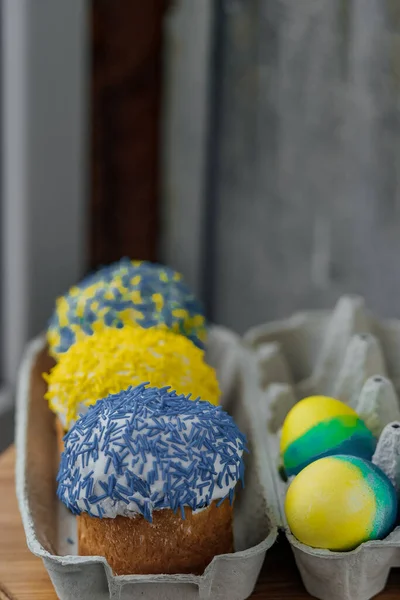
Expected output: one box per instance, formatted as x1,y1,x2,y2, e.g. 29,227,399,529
163,0,400,334
0,0,88,440
2,0,88,387
161,0,214,298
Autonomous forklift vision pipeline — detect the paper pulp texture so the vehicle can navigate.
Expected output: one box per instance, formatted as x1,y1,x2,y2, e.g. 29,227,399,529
244,295,400,600
15,326,277,600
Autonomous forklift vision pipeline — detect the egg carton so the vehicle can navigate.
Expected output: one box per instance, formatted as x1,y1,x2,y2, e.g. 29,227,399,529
15,326,278,600
243,295,400,600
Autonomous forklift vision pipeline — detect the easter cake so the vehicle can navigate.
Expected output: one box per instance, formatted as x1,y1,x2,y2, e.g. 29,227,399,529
57,385,247,575
44,326,220,453
47,259,207,357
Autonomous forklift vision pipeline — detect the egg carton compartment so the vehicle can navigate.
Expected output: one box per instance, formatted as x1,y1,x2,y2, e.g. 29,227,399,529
15,326,277,600
243,295,400,600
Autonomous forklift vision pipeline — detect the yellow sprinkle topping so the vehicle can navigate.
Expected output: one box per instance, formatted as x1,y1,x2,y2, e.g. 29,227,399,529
103,289,115,300
80,282,103,299
47,329,61,352
172,308,189,319
57,297,70,328
90,300,100,312
118,307,145,324
68,286,81,298
152,292,164,312
131,290,142,304
131,275,142,286
191,315,205,327
44,327,220,429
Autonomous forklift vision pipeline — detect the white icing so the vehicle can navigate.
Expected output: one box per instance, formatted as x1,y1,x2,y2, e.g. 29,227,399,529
62,414,244,519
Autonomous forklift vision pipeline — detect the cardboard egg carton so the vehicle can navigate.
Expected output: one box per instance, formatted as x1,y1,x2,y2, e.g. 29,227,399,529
243,295,400,600
15,327,278,600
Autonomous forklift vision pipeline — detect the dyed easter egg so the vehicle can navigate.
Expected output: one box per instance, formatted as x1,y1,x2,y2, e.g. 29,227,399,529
285,455,397,551
280,395,376,476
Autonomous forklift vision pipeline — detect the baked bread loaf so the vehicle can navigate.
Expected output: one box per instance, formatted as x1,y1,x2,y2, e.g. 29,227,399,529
78,500,233,575
57,385,246,575
55,417,65,456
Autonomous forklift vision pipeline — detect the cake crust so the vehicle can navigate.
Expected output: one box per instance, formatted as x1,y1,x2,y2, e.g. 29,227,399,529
55,416,65,456
78,499,233,575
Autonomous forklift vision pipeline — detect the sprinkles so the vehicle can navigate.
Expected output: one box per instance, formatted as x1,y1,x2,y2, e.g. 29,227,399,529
47,259,207,357
44,327,220,429
57,385,247,522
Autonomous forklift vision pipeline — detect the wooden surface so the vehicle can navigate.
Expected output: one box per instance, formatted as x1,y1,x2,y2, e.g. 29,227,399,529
0,446,55,600
1,446,400,600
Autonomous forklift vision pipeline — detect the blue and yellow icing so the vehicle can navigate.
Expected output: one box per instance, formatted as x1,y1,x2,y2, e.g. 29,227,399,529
280,396,376,476
285,455,397,551
47,259,207,356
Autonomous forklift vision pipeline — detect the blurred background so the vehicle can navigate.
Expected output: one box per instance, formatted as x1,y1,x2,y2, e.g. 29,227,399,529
1,0,400,447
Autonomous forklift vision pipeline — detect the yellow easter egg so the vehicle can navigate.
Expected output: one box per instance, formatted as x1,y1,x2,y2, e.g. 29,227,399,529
285,455,397,551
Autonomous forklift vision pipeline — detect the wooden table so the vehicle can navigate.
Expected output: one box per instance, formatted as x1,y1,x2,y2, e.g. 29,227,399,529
1,446,400,600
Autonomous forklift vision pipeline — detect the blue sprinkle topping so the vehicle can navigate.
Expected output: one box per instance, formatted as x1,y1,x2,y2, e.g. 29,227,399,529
57,385,247,522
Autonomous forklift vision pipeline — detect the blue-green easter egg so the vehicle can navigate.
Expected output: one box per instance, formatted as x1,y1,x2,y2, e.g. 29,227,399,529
285,455,397,551
281,396,377,476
